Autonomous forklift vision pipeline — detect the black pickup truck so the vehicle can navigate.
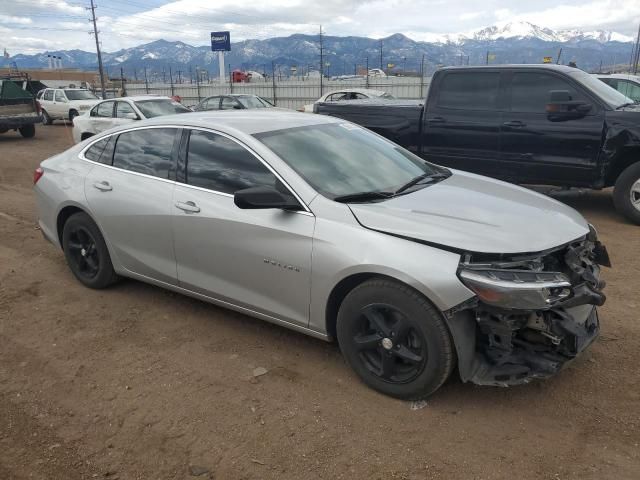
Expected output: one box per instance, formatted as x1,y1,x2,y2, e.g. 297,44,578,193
0,78,41,138
315,65,640,224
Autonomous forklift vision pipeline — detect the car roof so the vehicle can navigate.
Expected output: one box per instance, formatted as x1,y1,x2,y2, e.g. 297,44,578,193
117,109,345,135
98,96,171,102
594,73,640,81
440,64,581,73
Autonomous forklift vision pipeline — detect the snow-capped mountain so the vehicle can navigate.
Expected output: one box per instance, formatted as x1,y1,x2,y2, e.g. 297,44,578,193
0,22,634,76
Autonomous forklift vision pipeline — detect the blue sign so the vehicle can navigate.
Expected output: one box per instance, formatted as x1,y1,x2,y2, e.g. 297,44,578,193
211,31,231,52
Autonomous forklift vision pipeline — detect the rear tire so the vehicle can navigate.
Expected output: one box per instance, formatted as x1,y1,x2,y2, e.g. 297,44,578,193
62,212,119,289
613,162,640,225
19,124,35,138
41,109,52,125
336,278,454,400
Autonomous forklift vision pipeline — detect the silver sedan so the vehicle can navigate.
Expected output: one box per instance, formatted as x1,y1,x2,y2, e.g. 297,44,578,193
34,110,609,399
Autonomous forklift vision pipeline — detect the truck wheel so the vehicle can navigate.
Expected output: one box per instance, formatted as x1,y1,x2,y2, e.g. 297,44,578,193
19,125,36,138
613,162,640,225
41,109,52,125
337,278,454,400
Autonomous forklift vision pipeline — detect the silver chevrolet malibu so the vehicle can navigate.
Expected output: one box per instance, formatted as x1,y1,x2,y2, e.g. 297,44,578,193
34,110,609,399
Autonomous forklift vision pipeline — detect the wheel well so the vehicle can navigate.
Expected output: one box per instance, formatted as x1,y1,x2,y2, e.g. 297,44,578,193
56,206,84,248
69,108,78,115
607,148,640,186
81,132,94,140
325,273,390,341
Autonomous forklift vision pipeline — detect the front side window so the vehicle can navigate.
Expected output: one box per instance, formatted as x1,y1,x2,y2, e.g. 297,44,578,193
94,101,114,118
255,123,442,198
43,90,53,101
236,96,270,108
437,72,500,110
186,130,277,194
113,128,176,178
116,101,136,118
134,99,190,118
84,136,115,165
55,91,66,102
510,72,587,113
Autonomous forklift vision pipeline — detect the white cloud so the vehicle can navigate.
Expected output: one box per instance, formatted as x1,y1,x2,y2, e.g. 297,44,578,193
0,0,638,54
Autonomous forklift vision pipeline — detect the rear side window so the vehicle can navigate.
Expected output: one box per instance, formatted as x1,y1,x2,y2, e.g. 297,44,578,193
185,130,277,194
220,97,238,110
437,72,500,110
113,128,176,179
84,136,115,165
203,97,220,110
510,72,586,113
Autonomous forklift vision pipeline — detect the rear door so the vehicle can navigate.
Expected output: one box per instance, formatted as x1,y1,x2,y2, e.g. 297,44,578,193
84,127,181,284
500,70,605,185
422,70,503,176
172,128,314,326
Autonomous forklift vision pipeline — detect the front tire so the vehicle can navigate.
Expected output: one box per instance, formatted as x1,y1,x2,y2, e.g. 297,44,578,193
336,278,454,400
62,212,119,289
613,162,640,225
41,109,52,125
69,109,79,122
19,124,35,138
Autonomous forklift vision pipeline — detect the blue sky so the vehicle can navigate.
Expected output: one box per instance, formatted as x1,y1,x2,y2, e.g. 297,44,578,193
0,0,639,54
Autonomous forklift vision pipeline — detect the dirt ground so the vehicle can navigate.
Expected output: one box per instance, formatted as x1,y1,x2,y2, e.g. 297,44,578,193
0,124,639,480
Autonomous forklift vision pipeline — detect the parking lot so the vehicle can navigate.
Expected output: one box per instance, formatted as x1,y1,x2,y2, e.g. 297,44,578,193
1,124,639,479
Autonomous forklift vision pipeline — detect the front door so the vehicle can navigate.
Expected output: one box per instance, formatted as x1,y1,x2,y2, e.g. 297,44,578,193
88,101,116,134
112,101,139,129
500,70,605,186
172,128,314,326
422,70,503,177
84,127,181,284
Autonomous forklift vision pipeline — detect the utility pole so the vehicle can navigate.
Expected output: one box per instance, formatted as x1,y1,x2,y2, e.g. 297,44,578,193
632,23,640,74
169,66,174,96
379,40,383,70
319,25,324,96
366,56,369,88
120,67,126,96
556,47,563,65
420,53,425,98
177,70,182,84
485,51,489,65
144,67,149,94
87,0,106,99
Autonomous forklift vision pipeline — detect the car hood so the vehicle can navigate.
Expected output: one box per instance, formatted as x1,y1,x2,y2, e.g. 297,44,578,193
348,170,589,254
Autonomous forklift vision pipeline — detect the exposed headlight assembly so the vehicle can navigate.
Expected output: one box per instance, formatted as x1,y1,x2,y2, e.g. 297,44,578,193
459,269,572,310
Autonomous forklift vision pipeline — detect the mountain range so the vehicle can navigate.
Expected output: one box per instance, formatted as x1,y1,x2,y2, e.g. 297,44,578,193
1,22,636,78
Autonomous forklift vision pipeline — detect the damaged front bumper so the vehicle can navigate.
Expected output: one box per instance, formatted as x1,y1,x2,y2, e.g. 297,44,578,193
445,227,610,387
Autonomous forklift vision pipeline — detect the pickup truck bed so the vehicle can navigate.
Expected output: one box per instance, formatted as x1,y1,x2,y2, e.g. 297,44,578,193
0,79,41,138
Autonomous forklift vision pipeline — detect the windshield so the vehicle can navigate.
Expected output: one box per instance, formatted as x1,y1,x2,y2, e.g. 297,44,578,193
569,70,634,108
237,96,271,108
255,123,445,199
65,90,98,100
134,99,191,118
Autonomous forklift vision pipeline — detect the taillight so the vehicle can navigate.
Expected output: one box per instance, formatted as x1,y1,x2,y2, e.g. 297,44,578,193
35,100,42,114
33,167,44,185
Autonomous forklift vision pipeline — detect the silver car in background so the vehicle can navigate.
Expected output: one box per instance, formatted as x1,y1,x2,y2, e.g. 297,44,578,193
34,110,609,399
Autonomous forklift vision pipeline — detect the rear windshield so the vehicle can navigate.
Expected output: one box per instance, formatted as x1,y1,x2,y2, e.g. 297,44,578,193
134,99,191,118
65,90,98,100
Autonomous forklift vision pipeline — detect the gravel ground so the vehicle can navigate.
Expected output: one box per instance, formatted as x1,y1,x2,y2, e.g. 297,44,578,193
1,124,639,480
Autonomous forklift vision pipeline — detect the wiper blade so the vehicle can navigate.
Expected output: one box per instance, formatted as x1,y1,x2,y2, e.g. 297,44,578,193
616,102,637,109
394,171,450,195
333,191,395,203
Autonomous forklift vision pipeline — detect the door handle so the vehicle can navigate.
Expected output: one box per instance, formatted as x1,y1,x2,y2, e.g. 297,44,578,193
175,201,200,213
93,181,112,192
503,120,526,128
426,116,446,124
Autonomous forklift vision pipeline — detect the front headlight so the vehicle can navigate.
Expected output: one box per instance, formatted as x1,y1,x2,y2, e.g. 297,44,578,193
459,269,571,310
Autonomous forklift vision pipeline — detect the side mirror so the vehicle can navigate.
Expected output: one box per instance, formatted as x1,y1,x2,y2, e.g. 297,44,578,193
546,90,592,120
234,186,302,211
124,112,139,120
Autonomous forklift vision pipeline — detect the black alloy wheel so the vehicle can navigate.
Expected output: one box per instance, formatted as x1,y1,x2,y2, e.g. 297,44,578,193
62,212,119,289
337,278,454,400
353,303,427,383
